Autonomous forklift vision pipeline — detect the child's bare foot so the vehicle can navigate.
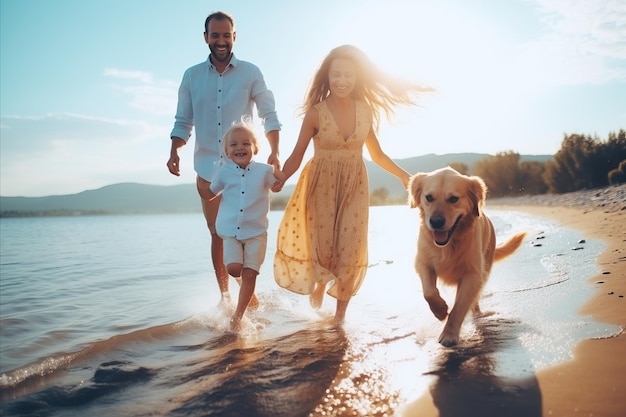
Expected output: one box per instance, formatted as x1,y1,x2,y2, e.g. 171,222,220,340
310,282,325,309
219,292,233,310
229,316,242,333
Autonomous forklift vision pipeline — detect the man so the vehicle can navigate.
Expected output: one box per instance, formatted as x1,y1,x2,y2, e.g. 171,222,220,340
167,11,281,306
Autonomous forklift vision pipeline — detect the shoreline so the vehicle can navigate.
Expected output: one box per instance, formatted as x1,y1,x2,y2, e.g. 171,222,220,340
489,184,626,416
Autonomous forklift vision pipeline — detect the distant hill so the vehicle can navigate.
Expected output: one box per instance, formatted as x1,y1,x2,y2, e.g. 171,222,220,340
0,153,551,217
0,183,202,216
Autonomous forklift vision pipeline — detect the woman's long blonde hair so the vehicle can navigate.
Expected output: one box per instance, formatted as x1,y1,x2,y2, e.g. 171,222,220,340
302,44,432,132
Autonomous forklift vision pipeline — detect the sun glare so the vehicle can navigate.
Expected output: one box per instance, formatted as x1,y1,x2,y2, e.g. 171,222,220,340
324,1,539,155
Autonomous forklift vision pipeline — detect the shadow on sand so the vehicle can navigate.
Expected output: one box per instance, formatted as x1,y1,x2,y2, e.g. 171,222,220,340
427,317,542,417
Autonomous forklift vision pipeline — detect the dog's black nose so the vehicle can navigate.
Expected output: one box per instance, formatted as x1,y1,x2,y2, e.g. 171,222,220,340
430,216,445,229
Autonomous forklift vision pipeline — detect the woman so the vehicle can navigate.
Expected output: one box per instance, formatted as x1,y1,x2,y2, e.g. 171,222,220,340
274,45,430,324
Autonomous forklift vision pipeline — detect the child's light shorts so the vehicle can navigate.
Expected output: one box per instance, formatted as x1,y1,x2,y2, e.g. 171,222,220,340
222,232,267,273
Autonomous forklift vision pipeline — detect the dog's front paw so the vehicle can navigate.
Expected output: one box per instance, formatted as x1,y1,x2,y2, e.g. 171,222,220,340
438,329,459,347
474,310,495,319
426,295,448,321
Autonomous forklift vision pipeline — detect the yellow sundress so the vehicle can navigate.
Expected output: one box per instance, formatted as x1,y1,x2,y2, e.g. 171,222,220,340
274,100,371,301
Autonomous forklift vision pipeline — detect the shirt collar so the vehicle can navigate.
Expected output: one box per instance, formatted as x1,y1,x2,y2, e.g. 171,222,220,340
225,159,255,171
207,53,239,70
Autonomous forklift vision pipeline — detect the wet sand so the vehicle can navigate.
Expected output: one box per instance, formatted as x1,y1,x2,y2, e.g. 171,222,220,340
477,185,625,417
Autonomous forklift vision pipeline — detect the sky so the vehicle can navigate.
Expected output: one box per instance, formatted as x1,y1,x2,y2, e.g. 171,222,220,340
1,0,625,197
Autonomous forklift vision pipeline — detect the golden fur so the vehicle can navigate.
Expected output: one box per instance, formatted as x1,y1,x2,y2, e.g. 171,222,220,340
408,167,526,347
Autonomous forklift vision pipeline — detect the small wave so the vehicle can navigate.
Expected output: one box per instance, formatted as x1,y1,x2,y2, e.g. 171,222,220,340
590,326,624,340
0,318,200,391
500,252,571,293
503,276,570,293
0,353,77,390
1,360,156,416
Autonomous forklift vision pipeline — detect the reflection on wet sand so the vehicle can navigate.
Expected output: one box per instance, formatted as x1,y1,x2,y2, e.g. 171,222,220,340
401,317,542,417
168,326,348,417
311,334,404,417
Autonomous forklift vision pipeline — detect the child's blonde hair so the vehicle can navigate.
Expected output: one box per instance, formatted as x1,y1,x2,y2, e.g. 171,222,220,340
222,117,260,155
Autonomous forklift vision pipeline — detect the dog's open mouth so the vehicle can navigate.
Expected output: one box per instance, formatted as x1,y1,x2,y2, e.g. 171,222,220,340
432,215,462,247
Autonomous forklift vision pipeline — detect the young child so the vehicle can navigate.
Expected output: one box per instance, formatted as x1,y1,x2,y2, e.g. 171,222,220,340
198,120,285,331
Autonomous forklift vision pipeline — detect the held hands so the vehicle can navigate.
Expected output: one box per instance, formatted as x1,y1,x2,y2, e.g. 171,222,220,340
272,169,287,192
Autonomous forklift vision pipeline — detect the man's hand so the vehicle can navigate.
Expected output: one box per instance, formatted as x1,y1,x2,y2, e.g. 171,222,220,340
267,152,281,171
266,130,280,170
167,154,181,176
167,137,186,176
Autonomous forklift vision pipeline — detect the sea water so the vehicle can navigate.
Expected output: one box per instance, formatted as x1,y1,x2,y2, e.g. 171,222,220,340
0,206,620,416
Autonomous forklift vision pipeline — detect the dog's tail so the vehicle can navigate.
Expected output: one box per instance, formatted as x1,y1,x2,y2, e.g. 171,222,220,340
494,232,526,261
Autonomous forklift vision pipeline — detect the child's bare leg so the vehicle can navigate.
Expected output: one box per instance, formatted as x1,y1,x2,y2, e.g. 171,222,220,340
233,276,259,310
230,268,258,331
228,263,258,310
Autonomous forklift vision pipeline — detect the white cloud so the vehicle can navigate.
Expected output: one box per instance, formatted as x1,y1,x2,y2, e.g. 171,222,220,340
104,68,178,116
0,68,191,196
104,68,154,83
524,0,626,85
0,112,175,196
537,0,626,56
1,113,160,150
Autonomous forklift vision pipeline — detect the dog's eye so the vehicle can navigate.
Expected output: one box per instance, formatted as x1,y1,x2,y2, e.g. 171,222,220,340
449,196,459,203
425,194,434,202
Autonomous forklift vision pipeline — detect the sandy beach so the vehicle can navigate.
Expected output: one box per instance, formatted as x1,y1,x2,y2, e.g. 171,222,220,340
488,184,626,417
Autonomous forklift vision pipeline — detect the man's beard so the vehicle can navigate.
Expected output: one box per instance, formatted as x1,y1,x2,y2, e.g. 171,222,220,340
209,44,232,62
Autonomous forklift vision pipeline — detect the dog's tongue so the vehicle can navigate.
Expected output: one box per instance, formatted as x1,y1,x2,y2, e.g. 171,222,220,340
434,231,448,245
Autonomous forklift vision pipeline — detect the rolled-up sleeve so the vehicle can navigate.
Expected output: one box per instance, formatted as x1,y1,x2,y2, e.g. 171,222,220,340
170,69,194,142
252,79,281,135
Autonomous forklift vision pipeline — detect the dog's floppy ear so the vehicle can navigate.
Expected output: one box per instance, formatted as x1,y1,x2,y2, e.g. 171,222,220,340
467,176,487,216
408,173,427,208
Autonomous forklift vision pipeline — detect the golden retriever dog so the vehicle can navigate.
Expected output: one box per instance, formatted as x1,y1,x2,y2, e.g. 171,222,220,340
408,167,526,347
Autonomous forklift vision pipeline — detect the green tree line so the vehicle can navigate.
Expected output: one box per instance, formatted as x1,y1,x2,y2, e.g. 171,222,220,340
368,128,625,202
472,129,625,197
